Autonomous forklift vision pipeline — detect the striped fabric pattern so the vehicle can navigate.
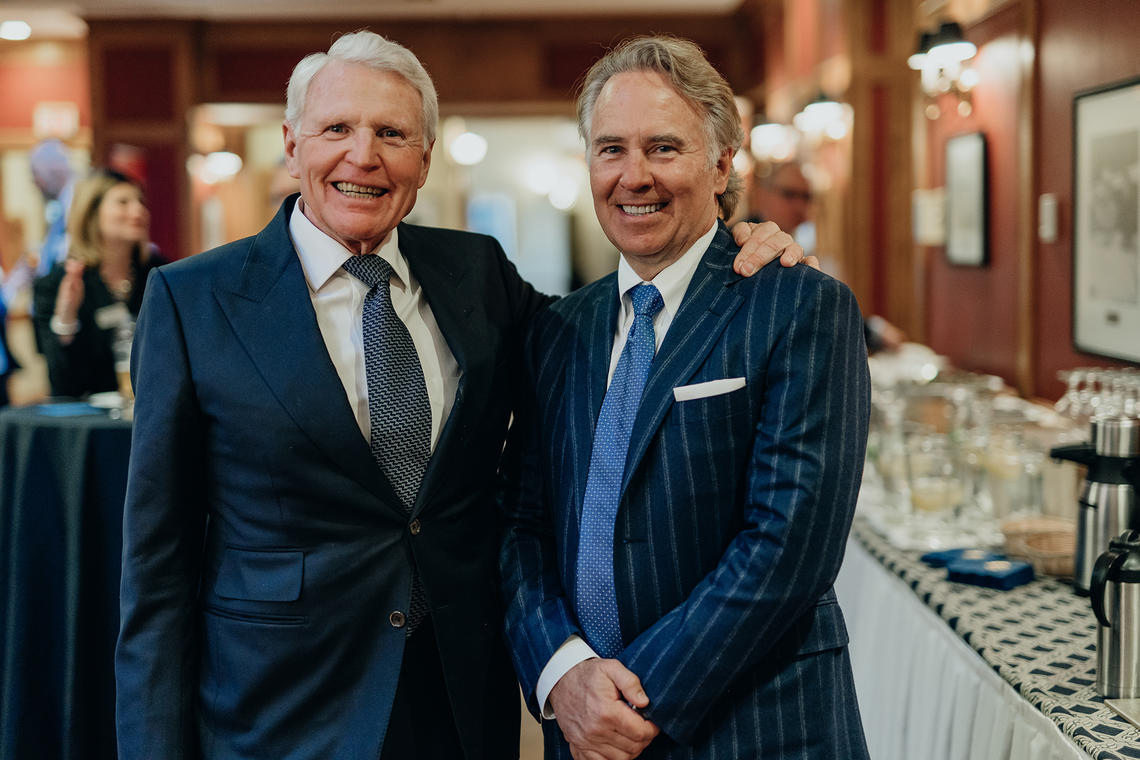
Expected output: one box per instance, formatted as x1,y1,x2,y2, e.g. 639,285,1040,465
501,221,872,758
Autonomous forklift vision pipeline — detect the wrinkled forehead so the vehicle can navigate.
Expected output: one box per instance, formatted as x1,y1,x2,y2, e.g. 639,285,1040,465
592,71,706,136
303,62,425,129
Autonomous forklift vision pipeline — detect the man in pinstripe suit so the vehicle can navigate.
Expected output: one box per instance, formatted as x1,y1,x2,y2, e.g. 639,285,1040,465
501,35,871,759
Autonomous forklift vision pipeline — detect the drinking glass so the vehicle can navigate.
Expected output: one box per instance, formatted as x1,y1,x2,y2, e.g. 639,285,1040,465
907,433,965,521
984,428,1044,522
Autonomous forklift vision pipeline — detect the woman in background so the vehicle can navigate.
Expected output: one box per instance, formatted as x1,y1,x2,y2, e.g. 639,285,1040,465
33,169,161,398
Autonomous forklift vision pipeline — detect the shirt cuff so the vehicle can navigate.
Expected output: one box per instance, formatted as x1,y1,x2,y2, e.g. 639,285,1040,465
536,635,598,720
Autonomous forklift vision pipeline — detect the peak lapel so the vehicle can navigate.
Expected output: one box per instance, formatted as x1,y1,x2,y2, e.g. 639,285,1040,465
396,225,474,515
214,197,401,512
621,225,745,494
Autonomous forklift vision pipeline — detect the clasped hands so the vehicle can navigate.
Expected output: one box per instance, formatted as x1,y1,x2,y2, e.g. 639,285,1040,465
548,658,660,760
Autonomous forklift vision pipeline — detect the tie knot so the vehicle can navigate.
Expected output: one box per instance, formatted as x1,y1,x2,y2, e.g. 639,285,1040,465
342,254,394,288
630,283,664,318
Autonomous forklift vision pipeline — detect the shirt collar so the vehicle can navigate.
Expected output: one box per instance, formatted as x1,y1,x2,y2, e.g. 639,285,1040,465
615,220,717,318
289,198,408,292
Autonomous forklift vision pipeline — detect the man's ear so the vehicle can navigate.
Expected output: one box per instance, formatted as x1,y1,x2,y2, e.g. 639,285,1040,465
417,140,434,188
713,148,733,194
282,122,301,179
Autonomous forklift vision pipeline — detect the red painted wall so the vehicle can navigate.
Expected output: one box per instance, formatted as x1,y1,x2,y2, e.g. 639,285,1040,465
924,6,1022,384
1035,0,1140,399
0,44,89,130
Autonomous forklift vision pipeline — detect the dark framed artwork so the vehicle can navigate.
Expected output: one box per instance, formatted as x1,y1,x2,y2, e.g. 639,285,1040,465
944,132,988,267
1073,76,1140,363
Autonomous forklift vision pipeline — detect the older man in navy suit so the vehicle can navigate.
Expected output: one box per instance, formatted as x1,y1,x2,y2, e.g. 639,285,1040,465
115,30,807,760
501,36,871,759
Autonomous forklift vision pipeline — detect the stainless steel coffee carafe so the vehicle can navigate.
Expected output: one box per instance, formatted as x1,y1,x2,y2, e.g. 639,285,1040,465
1091,529,1140,698
1051,414,1140,595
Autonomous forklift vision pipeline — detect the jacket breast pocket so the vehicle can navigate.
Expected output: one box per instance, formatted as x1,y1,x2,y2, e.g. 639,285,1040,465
671,382,750,428
214,547,304,602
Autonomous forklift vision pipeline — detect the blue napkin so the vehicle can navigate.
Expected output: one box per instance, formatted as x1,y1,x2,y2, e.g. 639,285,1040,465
946,558,1034,590
920,548,1004,568
34,403,103,417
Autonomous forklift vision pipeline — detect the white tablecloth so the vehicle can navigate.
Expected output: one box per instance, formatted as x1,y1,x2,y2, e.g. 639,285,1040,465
836,536,1095,760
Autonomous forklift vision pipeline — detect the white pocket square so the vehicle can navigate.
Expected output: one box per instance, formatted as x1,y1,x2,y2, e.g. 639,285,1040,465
672,377,746,402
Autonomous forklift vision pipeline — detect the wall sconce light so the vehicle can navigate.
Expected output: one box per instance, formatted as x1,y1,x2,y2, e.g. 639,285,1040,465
793,92,851,140
750,122,799,162
186,151,244,185
911,21,979,119
448,131,488,166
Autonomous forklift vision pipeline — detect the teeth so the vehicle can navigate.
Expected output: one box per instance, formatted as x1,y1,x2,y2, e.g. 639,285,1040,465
335,182,385,198
621,203,664,215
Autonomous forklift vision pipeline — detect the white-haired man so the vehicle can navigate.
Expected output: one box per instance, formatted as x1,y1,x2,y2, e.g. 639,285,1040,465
116,30,803,760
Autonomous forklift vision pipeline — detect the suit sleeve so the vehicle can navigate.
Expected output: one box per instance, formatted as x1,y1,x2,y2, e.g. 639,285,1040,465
619,273,871,743
115,268,207,760
498,315,582,718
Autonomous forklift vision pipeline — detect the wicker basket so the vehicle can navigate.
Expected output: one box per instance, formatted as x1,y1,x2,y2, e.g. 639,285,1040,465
1001,516,1076,578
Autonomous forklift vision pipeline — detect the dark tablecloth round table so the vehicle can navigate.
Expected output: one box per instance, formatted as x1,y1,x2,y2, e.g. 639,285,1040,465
0,403,131,760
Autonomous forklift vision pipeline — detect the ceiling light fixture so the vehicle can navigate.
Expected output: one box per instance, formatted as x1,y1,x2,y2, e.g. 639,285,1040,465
0,21,32,41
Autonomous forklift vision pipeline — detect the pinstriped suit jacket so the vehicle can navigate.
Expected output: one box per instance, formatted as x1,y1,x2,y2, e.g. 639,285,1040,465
500,222,872,758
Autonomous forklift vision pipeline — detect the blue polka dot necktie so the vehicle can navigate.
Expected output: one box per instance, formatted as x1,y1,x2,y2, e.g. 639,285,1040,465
575,282,664,658
342,254,429,633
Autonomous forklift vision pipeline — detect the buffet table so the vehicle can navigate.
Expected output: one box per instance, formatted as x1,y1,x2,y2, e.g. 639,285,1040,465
837,517,1140,760
0,404,131,760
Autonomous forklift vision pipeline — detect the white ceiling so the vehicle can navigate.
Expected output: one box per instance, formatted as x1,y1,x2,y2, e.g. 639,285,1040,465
2,0,743,38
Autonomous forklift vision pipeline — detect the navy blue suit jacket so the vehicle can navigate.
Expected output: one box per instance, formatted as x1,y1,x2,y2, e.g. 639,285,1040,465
116,195,548,759
501,222,871,758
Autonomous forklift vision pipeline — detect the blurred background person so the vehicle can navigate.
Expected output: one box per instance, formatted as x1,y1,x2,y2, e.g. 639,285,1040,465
746,160,814,236
29,139,77,278
33,169,162,398
748,160,905,353
0,243,18,408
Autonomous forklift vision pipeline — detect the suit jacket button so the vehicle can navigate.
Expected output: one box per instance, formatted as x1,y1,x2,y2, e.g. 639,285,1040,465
409,519,422,536
389,610,406,628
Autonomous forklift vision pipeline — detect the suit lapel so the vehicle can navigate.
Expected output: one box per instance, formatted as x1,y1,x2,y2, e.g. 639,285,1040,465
621,224,745,494
214,197,401,512
397,224,474,515
572,277,621,525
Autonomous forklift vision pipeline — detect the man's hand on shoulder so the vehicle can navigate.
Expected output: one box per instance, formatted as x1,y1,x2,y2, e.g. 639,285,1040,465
548,658,660,760
730,220,820,275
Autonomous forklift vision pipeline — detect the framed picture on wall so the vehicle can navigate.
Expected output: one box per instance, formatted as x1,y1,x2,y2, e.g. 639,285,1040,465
944,132,988,267
1073,76,1140,363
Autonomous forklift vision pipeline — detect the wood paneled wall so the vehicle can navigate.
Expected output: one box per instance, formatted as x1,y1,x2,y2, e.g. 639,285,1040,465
1033,0,1140,398
85,15,765,261
917,0,1140,399
81,4,1140,394
921,5,1027,388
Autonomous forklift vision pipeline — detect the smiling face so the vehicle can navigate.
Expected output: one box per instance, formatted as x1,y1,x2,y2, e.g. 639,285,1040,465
588,70,732,279
283,61,433,254
97,182,149,248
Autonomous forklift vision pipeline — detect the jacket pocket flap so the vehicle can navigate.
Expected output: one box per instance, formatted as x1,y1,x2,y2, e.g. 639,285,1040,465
215,548,304,602
792,596,850,657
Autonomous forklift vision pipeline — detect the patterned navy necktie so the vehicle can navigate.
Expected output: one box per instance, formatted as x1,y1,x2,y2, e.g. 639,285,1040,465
342,254,429,632
575,282,664,657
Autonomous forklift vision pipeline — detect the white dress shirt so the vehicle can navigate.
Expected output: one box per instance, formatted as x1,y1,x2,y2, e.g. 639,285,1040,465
289,201,459,449
535,220,718,718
